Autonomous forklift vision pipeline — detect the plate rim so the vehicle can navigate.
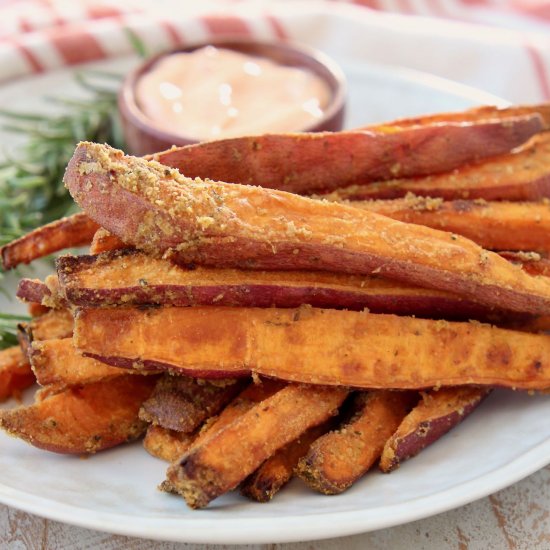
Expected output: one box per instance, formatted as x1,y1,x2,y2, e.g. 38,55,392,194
0,438,548,544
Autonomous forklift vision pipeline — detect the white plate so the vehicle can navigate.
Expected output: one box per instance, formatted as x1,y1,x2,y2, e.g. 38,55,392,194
1,57,548,545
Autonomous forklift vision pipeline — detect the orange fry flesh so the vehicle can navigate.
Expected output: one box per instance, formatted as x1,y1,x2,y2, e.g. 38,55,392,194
74,306,550,391
143,425,196,462
0,374,155,453
30,337,129,390
90,228,127,254
0,346,35,402
352,198,550,254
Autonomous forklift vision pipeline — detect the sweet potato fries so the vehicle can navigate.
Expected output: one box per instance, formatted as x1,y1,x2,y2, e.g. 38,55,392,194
65,141,550,315
0,102,549,509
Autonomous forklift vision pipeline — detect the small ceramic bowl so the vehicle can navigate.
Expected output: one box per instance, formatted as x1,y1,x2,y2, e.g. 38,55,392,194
118,38,347,156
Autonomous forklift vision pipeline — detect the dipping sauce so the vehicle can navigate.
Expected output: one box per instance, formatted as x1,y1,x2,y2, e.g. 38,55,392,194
135,46,332,140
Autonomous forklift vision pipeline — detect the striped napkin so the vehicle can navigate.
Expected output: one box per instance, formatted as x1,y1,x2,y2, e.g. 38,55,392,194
0,0,548,102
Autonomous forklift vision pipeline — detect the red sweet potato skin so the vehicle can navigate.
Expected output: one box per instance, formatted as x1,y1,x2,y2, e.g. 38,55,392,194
16,276,66,310
379,387,490,472
148,117,543,193
370,103,550,129
139,374,244,432
16,279,51,304
324,132,550,202
1,212,99,270
64,143,550,316
56,249,504,321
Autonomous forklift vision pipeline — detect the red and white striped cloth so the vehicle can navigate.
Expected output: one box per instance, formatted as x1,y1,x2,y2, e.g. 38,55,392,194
0,0,549,102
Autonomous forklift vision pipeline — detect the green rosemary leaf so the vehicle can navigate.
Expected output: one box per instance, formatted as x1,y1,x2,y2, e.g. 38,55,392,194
0,109,48,122
0,313,30,322
124,27,148,59
0,332,19,348
0,312,30,348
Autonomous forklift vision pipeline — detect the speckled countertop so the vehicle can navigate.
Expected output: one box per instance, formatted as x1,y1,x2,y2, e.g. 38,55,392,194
2,465,548,550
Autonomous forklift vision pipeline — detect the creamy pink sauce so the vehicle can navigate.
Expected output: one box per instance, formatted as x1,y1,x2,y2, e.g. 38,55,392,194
135,46,331,140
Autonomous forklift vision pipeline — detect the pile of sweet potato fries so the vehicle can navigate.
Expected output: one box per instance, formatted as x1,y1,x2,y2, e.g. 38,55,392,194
1,103,550,509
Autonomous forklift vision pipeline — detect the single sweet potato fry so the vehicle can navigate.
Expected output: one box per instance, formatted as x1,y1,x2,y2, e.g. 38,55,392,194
165,384,348,508
373,103,550,129
190,379,285,449
16,276,67,310
139,374,244,433
353,198,550,253
74,306,550,390
0,346,35,402
1,212,99,270
56,249,500,320
146,116,542,193
90,228,127,254
143,425,196,462
64,143,550,315
0,374,155,453
55,249,550,323
17,308,73,359
16,278,51,305
30,337,128,390
295,391,416,494
379,387,490,472
324,132,550,201
240,420,332,502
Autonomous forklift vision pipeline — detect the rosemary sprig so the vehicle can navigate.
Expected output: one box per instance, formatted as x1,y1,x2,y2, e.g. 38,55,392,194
0,70,124,348
0,312,31,348
0,71,124,246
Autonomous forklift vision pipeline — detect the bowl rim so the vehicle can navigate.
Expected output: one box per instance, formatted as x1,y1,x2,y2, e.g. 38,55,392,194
118,36,348,146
